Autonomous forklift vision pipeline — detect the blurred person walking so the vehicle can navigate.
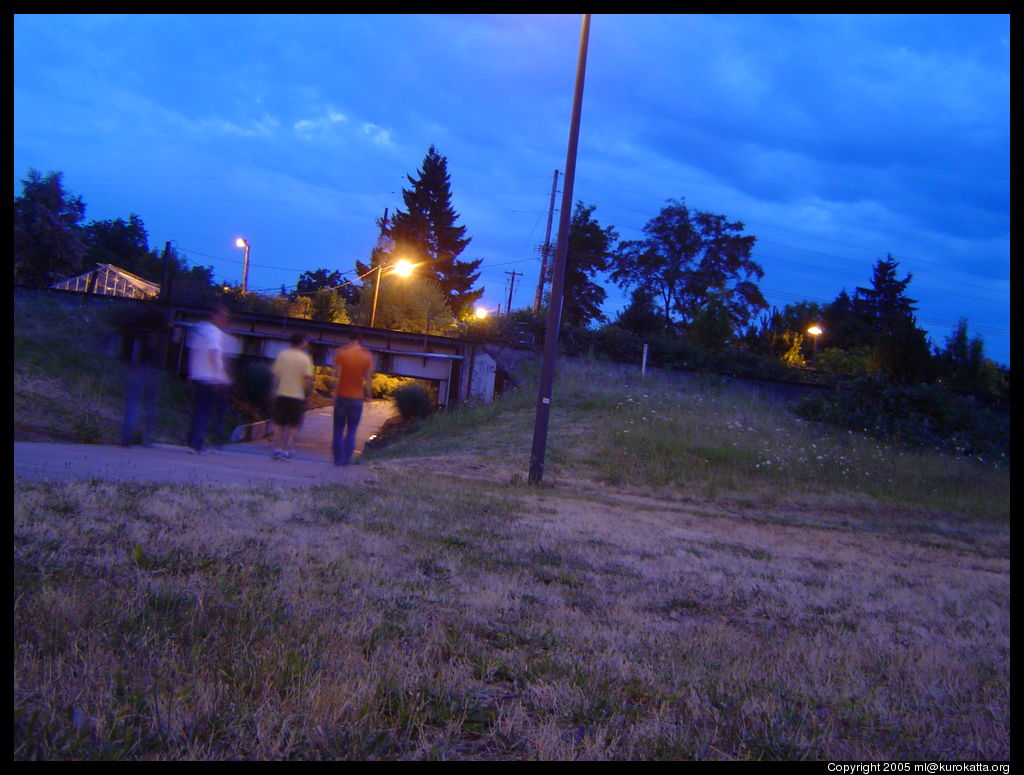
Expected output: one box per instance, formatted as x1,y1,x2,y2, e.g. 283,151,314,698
270,332,315,461
119,305,172,447
187,304,232,454
332,332,374,466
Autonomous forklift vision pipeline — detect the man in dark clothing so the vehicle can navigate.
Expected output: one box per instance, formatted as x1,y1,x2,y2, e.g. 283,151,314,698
119,306,172,447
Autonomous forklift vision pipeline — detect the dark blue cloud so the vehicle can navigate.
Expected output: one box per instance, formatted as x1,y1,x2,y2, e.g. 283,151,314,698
14,13,1009,364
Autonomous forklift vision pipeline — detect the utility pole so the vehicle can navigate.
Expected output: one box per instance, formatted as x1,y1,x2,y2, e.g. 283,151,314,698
505,269,522,317
159,241,172,303
529,13,590,485
533,169,560,313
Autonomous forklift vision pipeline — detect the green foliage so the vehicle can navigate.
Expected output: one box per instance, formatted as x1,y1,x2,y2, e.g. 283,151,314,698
934,319,1007,398
556,202,618,329
611,197,766,331
353,275,455,334
796,376,1009,462
686,296,735,353
395,383,432,420
14,168,88,285
310,288,349,324
239,361,274,413
371,373,418,399
614,286,664,339
816,346,871,377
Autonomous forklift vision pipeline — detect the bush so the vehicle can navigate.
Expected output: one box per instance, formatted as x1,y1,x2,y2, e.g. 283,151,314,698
372,373,414,399
395,383,432,420
796,376,1009,462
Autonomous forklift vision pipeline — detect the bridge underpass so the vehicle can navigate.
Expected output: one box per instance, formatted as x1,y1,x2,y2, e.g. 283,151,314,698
170,306,499,408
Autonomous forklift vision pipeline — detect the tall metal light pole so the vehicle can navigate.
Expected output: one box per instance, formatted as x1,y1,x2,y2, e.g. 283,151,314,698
808,325,823,366
528,13,591,485
370,259,413,328
235,238,251,292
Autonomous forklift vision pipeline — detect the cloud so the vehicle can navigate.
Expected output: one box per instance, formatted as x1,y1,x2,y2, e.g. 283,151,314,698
293,109,348,137
360,123,393,147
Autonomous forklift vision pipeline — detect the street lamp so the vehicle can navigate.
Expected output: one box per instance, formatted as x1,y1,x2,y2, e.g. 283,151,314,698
474,306,490,321
369,259,414,328
234,238,250,292
807,325,823,366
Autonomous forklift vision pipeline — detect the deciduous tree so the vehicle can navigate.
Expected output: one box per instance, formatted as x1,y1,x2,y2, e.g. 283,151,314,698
14,169,88,285
611,198,766,333
555,202,618,329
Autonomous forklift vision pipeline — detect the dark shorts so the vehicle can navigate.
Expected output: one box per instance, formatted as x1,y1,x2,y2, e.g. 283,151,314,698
273,396,306,427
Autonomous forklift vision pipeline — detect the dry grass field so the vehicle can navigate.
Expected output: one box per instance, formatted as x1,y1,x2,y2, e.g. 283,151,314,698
13,358,1009,761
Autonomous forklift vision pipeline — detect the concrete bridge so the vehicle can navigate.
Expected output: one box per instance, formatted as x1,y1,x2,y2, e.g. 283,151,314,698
169,305,499,408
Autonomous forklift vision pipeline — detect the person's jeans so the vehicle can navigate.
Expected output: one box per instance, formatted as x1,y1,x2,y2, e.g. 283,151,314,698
188,382,227,452
122,365,160,446
333,397,364,466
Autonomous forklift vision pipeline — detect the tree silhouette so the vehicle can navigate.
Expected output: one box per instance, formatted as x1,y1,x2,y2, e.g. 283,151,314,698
376,146,483,318
611,198,766,333
555,202,618,329
14,169,88,285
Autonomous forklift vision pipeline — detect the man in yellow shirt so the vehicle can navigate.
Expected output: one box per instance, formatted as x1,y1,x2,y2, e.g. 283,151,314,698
271,332,315,461
332,332,374,466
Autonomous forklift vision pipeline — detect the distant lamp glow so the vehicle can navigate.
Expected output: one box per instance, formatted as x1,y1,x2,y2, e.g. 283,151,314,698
369,258,415,328
807,325,823,366
234,237,251,292
474,306,489,320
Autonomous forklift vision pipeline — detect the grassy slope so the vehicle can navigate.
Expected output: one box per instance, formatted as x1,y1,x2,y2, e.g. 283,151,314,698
14,304,1010,760
13,292,251,444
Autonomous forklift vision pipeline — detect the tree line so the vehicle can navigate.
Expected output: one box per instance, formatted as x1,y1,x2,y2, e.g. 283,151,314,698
14,154,1007,400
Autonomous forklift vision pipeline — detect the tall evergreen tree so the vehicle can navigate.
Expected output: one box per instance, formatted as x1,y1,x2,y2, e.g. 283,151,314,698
854,255,918,337
14,169,88,285
854,255,932,383
376,146,483,318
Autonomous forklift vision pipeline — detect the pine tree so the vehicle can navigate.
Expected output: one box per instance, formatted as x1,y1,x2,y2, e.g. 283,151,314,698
854,255,932,383
381,146,483,318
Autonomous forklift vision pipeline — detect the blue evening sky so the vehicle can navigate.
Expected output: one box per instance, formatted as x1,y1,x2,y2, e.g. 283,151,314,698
13,14,1011,365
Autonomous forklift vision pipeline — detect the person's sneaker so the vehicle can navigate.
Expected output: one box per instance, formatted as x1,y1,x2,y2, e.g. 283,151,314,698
281,450,293,461
207,447,226,455
272,449,283,460
187,448,204,455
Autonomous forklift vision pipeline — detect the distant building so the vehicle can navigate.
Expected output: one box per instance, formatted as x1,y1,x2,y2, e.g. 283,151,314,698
51,263,160,300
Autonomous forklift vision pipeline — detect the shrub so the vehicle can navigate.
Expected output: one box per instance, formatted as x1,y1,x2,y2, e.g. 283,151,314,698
796,376,1009,462
395,383,432,420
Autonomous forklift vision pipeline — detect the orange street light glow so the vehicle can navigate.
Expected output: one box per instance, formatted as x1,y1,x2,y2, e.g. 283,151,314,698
392,259,413,277
807,325,823,336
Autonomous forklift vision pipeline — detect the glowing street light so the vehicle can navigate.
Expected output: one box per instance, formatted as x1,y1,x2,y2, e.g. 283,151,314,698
369,258,414,328
474,306,490,320
234,237,250,292
807,325,823,366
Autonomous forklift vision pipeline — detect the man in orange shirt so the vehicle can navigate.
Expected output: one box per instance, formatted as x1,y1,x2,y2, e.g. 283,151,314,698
332,332,374,466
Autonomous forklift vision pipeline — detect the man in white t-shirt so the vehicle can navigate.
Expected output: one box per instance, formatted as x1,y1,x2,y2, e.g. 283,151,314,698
270,332,315,460
187,304,232,454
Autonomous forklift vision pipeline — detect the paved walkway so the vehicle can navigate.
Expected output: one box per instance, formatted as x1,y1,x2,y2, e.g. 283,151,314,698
13,400,397,488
